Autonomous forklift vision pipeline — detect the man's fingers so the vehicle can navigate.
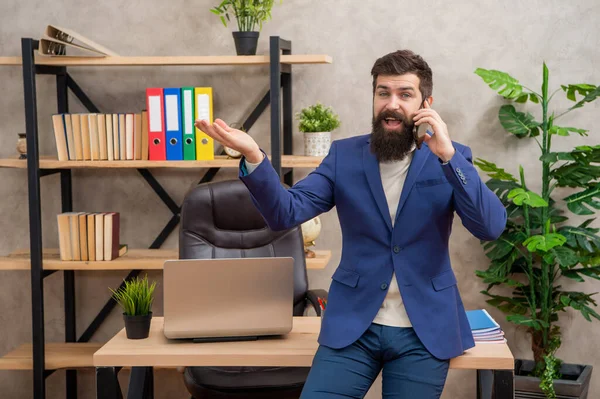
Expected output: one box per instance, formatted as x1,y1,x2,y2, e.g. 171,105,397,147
195,120,227,145
413,110,443,124
414,116,443,133
214,119,232,132
213,121,232,139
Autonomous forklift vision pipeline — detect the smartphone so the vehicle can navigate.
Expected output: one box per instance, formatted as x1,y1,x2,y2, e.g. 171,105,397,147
413,99,431,150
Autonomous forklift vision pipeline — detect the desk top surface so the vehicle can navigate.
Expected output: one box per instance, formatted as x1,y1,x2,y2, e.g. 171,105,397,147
93,317,514,370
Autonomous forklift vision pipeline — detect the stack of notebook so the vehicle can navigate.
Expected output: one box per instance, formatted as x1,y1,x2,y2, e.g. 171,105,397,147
466,309,506,344
57,212,127,261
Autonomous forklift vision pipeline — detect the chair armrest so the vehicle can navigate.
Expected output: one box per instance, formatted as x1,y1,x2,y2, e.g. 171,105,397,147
305,289,328,316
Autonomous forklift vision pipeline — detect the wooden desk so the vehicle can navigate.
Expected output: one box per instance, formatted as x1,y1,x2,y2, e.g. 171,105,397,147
93,317,514,399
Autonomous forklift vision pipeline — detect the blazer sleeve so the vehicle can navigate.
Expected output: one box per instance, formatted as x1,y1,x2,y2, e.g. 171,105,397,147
238,141,337,231
440,145,507,241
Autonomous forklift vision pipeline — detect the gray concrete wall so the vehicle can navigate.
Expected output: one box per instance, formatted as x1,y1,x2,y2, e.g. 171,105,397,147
0,0,598,397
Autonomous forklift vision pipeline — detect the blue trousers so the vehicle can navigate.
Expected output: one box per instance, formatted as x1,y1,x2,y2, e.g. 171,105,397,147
300,323,450,398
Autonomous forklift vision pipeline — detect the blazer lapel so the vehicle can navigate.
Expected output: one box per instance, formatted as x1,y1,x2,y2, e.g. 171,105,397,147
394,144,432,224
363,143,393,231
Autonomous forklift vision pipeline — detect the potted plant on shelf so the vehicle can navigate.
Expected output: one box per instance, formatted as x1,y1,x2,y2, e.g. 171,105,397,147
210,0,282,56
110,275,157,339
473,64,599,398
297,103,341,156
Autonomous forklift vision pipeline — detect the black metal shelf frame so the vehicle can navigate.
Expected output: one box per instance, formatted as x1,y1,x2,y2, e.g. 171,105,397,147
20,36,294,399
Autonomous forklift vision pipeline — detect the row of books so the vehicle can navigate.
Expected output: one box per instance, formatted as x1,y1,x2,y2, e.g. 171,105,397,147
52,113,148,161
466,309,506,344
57,212,126,261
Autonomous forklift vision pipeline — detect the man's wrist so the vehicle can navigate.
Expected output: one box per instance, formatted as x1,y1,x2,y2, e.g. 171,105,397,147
245,149,264,164
438,147,456,163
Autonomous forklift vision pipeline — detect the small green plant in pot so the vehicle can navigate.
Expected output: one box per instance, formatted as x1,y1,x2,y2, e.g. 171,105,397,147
110,275,157,339
474,64,599,398
211,0,282,56
296,103,341,156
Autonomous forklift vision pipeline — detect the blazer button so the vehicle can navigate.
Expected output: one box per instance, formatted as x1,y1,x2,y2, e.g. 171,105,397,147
381,283,388,290
393,246,400,253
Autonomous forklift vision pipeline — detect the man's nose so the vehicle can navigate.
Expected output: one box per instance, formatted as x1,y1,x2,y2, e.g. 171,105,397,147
386,95,401,110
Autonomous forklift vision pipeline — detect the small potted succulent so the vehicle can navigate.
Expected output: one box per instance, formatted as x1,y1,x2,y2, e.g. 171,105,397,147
110,275,157,339
296,103,341,156
211,0,282,56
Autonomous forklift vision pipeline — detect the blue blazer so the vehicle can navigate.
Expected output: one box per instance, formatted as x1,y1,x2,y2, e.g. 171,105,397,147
239,134,507,360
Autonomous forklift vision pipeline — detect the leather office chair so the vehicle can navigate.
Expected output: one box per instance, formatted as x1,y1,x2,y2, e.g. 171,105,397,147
179,179,328,399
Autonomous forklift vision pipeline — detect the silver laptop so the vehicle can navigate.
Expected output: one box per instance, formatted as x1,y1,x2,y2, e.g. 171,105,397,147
163,257,295,341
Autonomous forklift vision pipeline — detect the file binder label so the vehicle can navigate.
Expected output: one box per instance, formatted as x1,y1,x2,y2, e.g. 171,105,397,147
149,96,162,132
194,87,214,160
182,87,196,160
165,95,179,131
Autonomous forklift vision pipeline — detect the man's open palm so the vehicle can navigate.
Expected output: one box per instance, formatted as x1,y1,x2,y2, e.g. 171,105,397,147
195,119,262,162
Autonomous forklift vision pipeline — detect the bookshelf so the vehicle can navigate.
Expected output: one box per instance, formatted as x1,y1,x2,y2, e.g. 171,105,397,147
0,343,101,371
0,54,332,66
0,155,324,169
5,36,332,399
0,249,332,271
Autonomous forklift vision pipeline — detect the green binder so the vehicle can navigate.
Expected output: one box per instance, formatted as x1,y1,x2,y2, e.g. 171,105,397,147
181,87,196,160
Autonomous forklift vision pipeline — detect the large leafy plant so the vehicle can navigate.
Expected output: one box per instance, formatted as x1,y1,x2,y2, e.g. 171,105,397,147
211,0,281,32
474,65,599,397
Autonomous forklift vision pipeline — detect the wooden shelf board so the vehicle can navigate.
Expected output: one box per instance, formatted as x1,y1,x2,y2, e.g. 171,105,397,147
0,55,332,67
0,57,21,66
0,249,331,271
0,155,324,169
0,343,101,370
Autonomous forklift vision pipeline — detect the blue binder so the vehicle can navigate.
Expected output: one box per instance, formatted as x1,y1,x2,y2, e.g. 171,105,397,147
164,87,183,160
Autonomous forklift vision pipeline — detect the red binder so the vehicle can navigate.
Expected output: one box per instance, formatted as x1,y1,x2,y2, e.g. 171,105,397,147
146,88,166,160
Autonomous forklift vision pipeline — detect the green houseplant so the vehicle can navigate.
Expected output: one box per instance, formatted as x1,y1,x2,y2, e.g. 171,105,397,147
296,103,341,156
110,275,157,339
210,0,281,55
473,65,599,398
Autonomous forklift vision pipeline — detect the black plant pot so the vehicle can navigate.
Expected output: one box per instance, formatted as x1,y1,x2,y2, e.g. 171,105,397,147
123,312,152,339
232,31,259,56
514,359,593,399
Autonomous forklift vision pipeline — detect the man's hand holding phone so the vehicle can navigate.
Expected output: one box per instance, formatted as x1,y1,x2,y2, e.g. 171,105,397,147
413,100,455,162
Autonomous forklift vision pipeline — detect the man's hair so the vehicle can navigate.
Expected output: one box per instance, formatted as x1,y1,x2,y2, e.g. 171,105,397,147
371,50,433,100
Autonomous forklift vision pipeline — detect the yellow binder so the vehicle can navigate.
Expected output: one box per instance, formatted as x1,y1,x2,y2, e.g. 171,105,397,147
194,87,214,160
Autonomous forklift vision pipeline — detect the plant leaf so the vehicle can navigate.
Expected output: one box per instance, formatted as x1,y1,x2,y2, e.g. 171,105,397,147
568,85,600,110
481,292,528,315
474,68,524,99
561,84,596,102
549,125,589,137
563,185,600,215
551,146,600,187
507,314,548,330
551,246,580,267
523,233,567,252
559,224,600,253
529,93,539,103
474,159,518,182
559,292,600,322
499,104,541,138
508,188,548,207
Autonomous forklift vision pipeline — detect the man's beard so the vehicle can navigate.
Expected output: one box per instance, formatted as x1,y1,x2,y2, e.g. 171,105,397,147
370,109,416,162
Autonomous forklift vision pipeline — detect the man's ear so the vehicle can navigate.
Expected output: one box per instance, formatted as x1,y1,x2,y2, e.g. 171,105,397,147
427,96,434,106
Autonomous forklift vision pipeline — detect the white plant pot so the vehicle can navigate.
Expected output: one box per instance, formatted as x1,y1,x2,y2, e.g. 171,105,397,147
304,131,331,156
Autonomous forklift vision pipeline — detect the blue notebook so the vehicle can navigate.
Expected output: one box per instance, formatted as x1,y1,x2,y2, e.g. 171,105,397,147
466,309,499,331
